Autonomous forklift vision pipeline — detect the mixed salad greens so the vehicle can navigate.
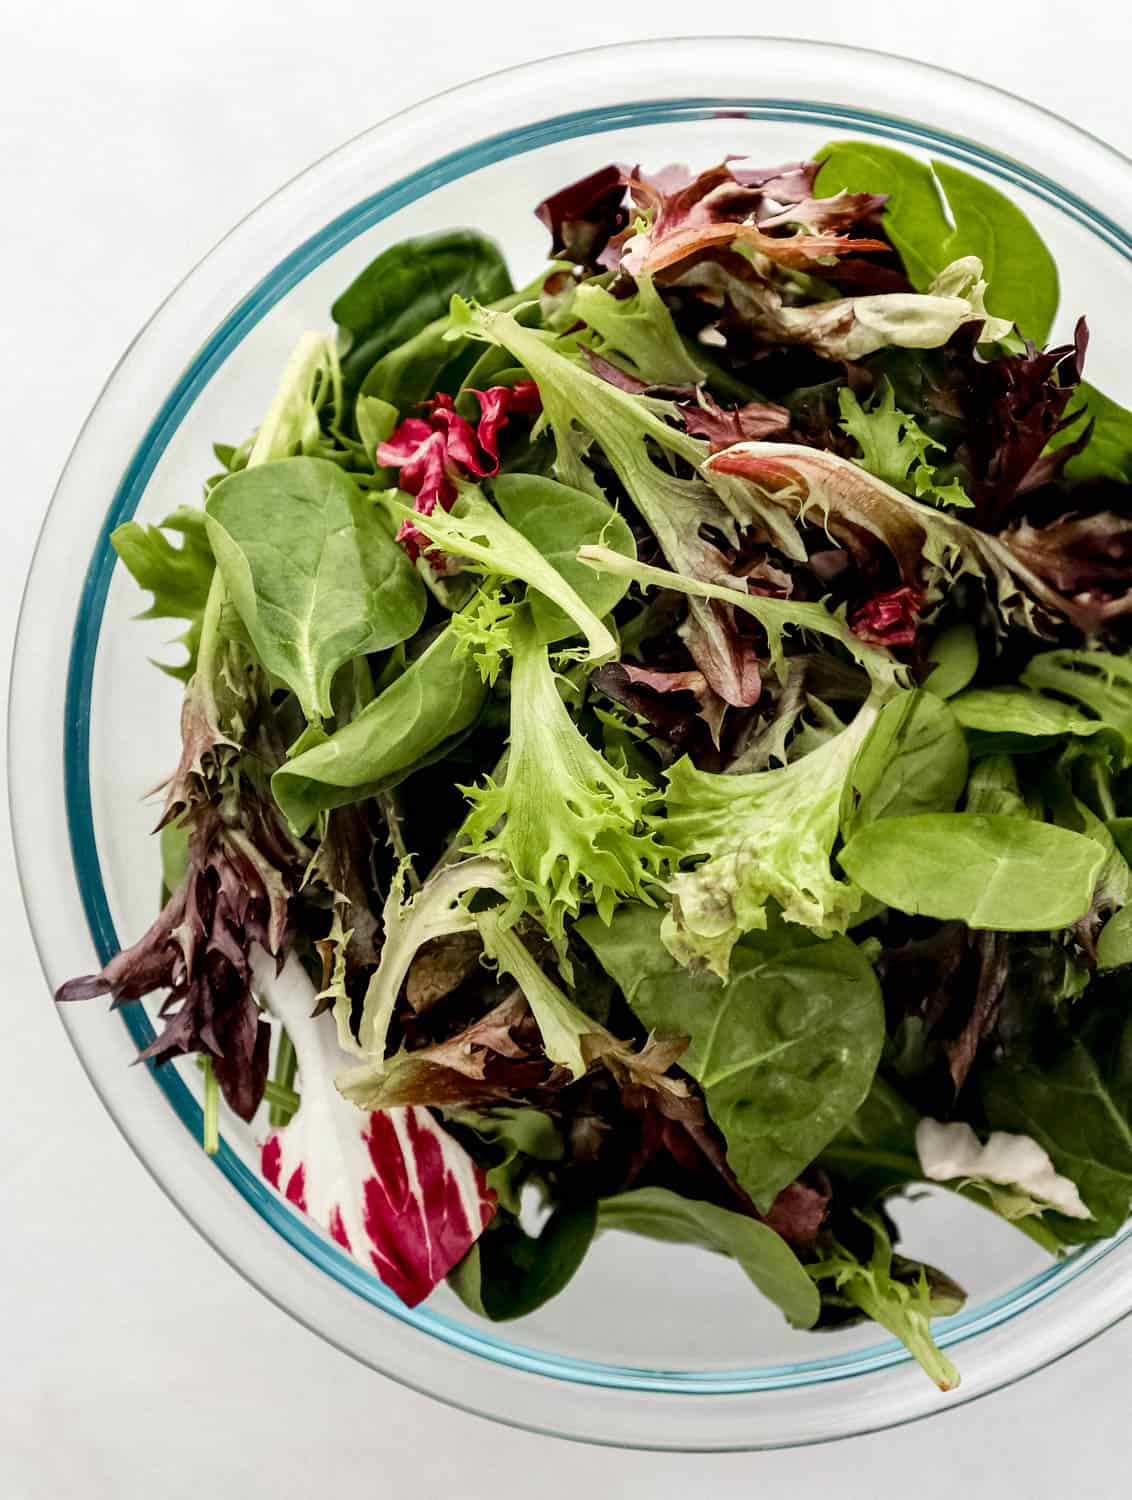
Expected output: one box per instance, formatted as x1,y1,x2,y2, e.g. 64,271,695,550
60,141,1132,1388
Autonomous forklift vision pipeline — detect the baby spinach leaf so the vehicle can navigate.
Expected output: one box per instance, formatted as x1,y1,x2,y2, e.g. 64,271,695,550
448,1202,597,1321
922,623,978,700
1098,907,1132,970
1050,381,1132,484
842,690,968,839
815,140,950,289
205,457,426,720
491,473,634,642
598,1186,820,1328
982,991,1132,1240
815,141,1058,340
839,813,1105,930
333,230,512,402
818,1076,921,1199
576,907,884,1210
271,626,486,832
110,506,214,680
359,275,545,416
950,685,1120,758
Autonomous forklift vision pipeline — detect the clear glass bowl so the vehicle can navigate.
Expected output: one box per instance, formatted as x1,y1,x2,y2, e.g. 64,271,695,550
12,36,1132,1451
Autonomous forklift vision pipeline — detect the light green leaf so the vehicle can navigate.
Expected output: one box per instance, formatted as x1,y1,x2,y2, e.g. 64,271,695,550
922,624,979,699
839,813,1105,930
815,141,1058,340
842,690,968,839
491,473,635,643
110,507,214,680
391,488,616,660
206,457,425,720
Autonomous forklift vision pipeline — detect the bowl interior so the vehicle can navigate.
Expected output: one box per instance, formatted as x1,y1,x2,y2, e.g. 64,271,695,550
54,77,1132,1431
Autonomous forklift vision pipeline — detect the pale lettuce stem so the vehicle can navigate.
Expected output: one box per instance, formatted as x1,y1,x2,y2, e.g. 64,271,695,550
268,1029,298,1127
202,1058,220,1156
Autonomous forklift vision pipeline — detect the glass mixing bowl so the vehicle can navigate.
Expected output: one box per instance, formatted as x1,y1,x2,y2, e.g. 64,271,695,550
12,36,1132,1451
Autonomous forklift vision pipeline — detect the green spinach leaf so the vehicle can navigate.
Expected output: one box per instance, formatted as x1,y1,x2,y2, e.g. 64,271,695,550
839,813,1105,930
448,1203,597,1321
333,230,512,403
598,1186,820,1328
491,473,635,642
818,1075,922,1199
815,141,1058,340
1049,381,1132,484
205,457,425,720
922,623,978,699
576,907,884,1210
271,626,486,832
982,991,1132,1241
842,690,968,839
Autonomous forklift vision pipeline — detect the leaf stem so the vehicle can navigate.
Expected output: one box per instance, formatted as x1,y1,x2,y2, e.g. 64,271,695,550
264,1078,301,1118
202,1058,220,1155
269,1029,298,1127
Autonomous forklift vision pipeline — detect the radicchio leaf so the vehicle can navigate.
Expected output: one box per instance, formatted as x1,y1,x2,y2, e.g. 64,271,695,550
254,950,496,1306
377,384,541,565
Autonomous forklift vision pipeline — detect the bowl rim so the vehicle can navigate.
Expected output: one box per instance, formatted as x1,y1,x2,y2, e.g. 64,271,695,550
13,33,1132,1449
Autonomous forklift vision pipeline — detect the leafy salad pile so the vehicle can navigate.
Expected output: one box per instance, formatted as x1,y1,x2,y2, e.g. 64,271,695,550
61,141,1132,1388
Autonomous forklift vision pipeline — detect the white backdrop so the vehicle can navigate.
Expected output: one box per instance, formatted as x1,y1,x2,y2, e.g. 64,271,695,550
3,3,1132,1495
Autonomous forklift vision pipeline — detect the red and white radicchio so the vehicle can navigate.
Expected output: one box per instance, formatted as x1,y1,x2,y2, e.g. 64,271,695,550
252,949,496,1307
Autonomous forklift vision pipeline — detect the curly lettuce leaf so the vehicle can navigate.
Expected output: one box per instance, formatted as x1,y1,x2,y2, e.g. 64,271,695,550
448,298,764,705
459,608,674,954
702,441,1104,635
387,484,619,660
351,857,507,1067
572,274,705,386
839,382,972,509
662,698,883,973
808,1212,962,1390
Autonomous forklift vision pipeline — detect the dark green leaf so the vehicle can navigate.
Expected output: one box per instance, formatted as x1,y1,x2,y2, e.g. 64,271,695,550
818,1076,922,1199
333,230,512,403
271,626,486,832
840,813,1105,930
598,1186,820,1328
576,907,884,1210
982,988,1132,1240
815,142,1058,340
205,457,426,719
448,1202,597,1321
842,690,968,839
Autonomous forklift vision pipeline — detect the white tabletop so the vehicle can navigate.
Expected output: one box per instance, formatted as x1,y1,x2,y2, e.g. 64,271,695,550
3,2,1131,1494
